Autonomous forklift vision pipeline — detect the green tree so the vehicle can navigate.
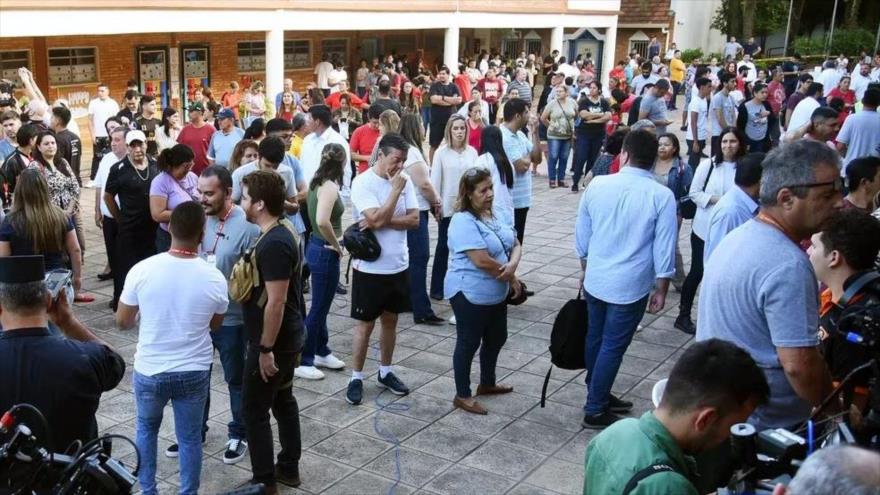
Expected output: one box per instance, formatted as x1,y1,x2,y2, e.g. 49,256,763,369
712,0,789,38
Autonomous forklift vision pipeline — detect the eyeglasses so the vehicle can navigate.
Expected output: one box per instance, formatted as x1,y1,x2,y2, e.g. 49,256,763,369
786,177,844,193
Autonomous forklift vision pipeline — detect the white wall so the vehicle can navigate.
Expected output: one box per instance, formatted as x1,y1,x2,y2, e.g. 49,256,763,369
670,0,724,54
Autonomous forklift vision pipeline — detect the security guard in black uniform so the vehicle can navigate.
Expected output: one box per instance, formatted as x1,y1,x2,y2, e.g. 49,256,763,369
0,255,125,454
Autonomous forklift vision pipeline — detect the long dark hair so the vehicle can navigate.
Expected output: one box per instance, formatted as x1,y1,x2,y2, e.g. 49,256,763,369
34,131,73,177
160,107,177,137
657,132,681,160
243,118,265,140
715,126,747,165
309,143,346,191
480,126,513,188
157,144,195,173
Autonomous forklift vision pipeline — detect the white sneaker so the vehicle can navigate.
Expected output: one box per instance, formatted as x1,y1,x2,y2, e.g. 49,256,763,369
83,180,95,188
314,353,346,370
294,365,325,380
448,315,457,325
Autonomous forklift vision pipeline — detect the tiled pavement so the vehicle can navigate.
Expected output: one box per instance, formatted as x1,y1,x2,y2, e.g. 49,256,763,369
75,155,697,494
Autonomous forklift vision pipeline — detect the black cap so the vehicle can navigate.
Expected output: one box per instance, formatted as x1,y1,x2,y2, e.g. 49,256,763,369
0,255,45,283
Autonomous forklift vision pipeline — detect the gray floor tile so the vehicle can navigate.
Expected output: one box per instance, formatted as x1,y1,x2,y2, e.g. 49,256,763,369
364,447,453,488
460,439,547,479
323,471,416,495
494,418,578,455
422,464,516,495
402,424,486,461
310,429,392,467
523,458,584,494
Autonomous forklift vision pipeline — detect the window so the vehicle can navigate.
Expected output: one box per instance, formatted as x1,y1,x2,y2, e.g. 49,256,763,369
48,47,97,85
237,41,266,73
501,39,520,58
630,40,649,59
321,39,348,64
284,40,311,69
0,50,30,87
525,39,542,58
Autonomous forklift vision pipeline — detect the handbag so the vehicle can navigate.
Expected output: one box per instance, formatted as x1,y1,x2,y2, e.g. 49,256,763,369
679,159,714,220
478,215,528,306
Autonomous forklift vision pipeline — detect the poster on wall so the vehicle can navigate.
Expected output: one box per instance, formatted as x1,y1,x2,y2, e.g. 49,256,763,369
137,48,170,108
180,46,210,120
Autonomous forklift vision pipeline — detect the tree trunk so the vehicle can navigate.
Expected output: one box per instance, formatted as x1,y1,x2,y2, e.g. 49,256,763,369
844,0,861,28
788,0,807,51
741,0,757,38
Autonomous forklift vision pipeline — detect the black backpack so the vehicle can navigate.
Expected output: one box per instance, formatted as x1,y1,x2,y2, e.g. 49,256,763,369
541,290,589,407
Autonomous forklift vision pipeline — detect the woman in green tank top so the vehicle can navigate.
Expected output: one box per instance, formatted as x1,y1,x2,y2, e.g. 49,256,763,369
297,143,347,380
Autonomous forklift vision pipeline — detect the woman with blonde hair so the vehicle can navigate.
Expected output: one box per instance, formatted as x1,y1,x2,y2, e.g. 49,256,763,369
244,81,267,127
429,114,479,304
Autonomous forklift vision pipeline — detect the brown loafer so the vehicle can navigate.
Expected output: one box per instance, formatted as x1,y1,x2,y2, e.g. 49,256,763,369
476,384,514,396
453,396,488,415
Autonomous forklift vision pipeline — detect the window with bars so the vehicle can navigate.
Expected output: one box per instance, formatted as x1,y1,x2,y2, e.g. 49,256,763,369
48,47,97,85
500,39,520,59
321,39,348,65
525,39,542,58
630,40,649,59
237,41,266,73
284,40,311,69
0,50,30,87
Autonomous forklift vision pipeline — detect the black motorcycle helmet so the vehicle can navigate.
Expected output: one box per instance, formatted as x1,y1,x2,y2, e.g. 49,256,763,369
342,223,381,261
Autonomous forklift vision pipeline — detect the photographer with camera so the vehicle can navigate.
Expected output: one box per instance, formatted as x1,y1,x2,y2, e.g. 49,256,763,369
808,208,880,412
0,255,125,454
584,339,769,494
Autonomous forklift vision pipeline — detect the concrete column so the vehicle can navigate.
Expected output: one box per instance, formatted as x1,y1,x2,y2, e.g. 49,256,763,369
265,28,284,103
601,25,617,89
550,26,564,56
444,26,460,74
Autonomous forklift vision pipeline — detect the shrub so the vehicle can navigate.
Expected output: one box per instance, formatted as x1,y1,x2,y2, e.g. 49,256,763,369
681,48,704,63
792,36,825,56
792,28,875,58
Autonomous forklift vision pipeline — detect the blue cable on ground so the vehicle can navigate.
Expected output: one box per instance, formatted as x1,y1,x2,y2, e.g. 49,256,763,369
369,343,410,495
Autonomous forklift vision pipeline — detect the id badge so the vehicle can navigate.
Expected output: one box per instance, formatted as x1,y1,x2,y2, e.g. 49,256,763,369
206,254,217,265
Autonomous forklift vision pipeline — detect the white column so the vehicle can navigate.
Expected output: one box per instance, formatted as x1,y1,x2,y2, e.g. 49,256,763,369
550,26,564,55
601,24,617,89
444,26,460,74
265,28,284,103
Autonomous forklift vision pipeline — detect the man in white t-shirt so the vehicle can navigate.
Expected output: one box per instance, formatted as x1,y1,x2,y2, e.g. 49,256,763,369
116,201,228,495
346,133,419,406
737,54,758,83
93,123,125,281
87,83,120,184
785,82,824,141
314,54,334,97
687,76,713,167
836,88,880,172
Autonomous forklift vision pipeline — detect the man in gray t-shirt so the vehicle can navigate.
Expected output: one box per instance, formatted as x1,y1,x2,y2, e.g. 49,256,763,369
638,80,672,134
696,141,841,430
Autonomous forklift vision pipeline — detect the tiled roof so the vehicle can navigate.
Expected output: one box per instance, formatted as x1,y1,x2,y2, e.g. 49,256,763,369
620,0,672,24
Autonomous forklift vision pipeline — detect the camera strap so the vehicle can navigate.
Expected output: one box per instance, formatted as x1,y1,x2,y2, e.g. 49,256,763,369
622,462,679,495
835,271,880,309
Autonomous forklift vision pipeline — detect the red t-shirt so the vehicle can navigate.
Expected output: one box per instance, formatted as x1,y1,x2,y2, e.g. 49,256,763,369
349,124,380,174
467,120,483,151
325,91,367,110
454,74,472,103
767,81,786,114
177,123,215,175
476,78,503,104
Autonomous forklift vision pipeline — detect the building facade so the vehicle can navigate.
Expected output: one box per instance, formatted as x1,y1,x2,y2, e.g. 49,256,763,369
1,0,622,120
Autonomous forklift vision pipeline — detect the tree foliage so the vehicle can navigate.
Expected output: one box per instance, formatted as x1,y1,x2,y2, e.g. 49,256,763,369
711,0,789,38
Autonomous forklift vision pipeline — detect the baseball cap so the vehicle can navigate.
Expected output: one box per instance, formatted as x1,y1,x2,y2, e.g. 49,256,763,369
126,130,147,145
217,108,235,120
189,101,205,112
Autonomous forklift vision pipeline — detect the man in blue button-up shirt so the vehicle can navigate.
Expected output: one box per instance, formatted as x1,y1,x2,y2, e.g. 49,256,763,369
703,153,763,263
575,129,677,430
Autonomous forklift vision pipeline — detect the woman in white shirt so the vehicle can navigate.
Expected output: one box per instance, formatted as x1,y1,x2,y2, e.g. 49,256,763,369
675,126,745,335
155,108,181,154
474,126,515,230
429,114,479,301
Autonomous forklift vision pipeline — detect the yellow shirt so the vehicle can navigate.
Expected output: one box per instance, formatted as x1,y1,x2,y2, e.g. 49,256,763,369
670,59,686,83
289,134,304,159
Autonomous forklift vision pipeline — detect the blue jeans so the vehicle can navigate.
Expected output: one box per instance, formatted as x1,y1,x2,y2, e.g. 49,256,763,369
583,292,649,415
408,210,435,319
430,216,451,300
572,133,604,186
212,324,247,439
303,237,340,366
421,106,431,132
547,138,572,182
134,370,210,495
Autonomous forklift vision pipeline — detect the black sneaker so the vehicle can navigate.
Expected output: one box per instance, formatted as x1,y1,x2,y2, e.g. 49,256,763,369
571,184,579,193
275,464,301,487
335,283,347,295
165,438,207,458
378,372,410,396
582,411,623,430
674,314,696,335
222,438,248,465
608,394,634,414
346,378,364,405
414,315,445,326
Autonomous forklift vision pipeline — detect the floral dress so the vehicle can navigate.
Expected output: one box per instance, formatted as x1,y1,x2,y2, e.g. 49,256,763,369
29,160,80,214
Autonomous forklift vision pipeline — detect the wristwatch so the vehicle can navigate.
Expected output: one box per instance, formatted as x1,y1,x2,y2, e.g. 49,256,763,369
257,345,273,354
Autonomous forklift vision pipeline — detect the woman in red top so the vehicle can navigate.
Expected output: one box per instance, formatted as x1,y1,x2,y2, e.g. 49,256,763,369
466,101,484,151
278,91,297,123
828,76,856,114
609,61,626,89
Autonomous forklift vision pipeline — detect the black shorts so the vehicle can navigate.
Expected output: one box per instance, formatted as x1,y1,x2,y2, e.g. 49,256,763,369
429,117,448,148
350,269,411,321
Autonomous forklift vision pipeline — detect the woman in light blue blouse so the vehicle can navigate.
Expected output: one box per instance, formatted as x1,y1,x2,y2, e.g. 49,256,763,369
445,167,523,415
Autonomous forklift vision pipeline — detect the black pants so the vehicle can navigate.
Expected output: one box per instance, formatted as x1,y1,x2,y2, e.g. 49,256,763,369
91,138,109,181
242,349,301,486
487,102,498,125
710,135,722,162
155,226,171,253
679,232,705,316
514,207,529,245
102,215,118,272
298,200,312,282
450,293,508,398
686,139,706,168
429,216,451,300
113,227,157,308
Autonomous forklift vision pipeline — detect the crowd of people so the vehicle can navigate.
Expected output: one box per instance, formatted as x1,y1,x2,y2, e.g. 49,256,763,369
0,40,879,494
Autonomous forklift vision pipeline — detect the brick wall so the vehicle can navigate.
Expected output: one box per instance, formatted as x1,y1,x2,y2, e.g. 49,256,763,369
613,28,671,66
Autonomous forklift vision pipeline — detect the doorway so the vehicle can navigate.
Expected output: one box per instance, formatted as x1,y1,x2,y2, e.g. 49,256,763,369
136,46,170,108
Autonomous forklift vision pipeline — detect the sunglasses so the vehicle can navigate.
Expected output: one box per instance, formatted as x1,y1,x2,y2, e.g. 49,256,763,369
786,177,844,193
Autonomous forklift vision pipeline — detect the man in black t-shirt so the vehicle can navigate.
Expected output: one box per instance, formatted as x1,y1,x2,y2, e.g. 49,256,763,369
239,170,304,492
428,66,462,158
103,130,158,310
135,95,161,159
50,106,82,185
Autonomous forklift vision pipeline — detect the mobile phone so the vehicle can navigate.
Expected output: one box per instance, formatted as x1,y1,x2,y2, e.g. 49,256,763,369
45,269,73,301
